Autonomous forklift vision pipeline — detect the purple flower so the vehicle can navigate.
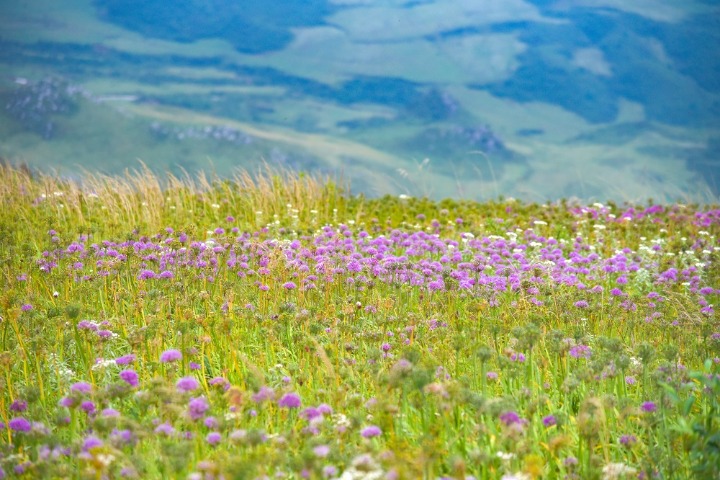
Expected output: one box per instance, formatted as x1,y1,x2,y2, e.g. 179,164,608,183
569,345,592,359
542,415,557,427
160,349,182,363
252,386,275,403
625,375,636,385
209,377,229,389
97,329,113,339
204,417,219,429
137,269,156,280
574,300,589,309
641,401,657,413
206,432,222,446
21,304,33,312
77,320,98,331
111,428,134,446
10,400,27,413
499,411,522,426
189,362,201,370
154,423,175,436
8,418,32,432
283,281,297,290
486,371,498,381
361,425,382,438
278,392,301,409
102,408,120,418
59,396,76,408
313,445,330,457
115,354,136,365
301,407,321,421
176,376,200,392
381,343,391,352
71,382,92,394
81,401,96,415
119,369,139,387
82,435,103,451
188,397,209,420
619,434,637,446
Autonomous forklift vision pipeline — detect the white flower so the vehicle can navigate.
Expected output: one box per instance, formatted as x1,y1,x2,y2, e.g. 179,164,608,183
332,413,351,429
224,411,241,421
336,455,383,480
91,358,116,371
602,462,637,479
496,452,515,461
95,453,115,467
501,473,530,480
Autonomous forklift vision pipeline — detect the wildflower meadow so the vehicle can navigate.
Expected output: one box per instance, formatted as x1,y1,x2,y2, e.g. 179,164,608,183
0,164,718,479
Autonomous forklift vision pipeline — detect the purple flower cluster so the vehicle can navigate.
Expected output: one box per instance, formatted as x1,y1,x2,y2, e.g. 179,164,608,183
119,370,139,387
176,376,200,392
278,392,301,409
361,425,382,438
30,216,717,306
499,411,523,426
188,397,210,420
569,345,592,359
160,349,182,363
8,418,32,432
641,401,657,413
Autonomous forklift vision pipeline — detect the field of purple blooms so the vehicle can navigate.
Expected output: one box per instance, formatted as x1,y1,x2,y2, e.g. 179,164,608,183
0,164,719,480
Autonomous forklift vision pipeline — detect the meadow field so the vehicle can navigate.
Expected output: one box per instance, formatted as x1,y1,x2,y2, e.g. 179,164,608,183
0,164,718,479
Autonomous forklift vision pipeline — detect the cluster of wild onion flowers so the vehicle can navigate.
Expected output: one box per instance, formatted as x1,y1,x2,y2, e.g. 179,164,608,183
29,207,718,313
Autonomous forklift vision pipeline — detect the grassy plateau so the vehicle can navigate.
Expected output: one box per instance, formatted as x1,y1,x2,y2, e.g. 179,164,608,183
0,164,718,479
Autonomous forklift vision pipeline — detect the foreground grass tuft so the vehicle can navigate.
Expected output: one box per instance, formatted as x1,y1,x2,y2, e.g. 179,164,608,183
0,164,719,479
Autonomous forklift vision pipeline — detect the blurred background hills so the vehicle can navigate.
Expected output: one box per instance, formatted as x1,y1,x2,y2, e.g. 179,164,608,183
1,0,718,202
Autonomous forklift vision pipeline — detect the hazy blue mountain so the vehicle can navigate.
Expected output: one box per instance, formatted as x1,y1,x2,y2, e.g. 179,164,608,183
1,0,718,201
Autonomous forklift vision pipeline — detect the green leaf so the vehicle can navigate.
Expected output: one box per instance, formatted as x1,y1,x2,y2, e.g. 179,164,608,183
682,397,695,416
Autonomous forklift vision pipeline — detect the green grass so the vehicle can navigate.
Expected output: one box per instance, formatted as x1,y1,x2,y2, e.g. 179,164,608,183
0,164,718,479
